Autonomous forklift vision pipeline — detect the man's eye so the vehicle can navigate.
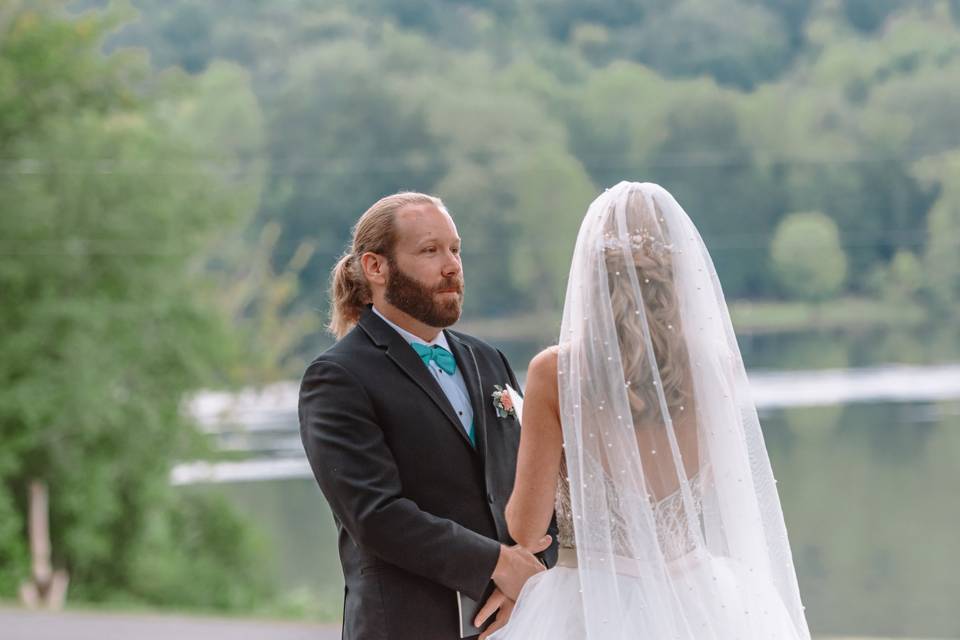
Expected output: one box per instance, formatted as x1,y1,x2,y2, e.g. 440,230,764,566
452,247,461,255
424,246,437,253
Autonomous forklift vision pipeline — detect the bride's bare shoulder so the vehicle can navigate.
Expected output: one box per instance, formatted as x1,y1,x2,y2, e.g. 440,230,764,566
525,346,560,422
527,345,560,387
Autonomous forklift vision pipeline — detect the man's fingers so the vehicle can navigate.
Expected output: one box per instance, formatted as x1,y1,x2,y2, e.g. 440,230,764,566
479,609,510,640
527,534,552,554
479,617,506,640
479,598,516,639
474,590,506,628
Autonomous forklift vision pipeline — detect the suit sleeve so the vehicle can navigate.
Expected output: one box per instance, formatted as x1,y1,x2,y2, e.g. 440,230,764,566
496,349,560,569
299,358,501,600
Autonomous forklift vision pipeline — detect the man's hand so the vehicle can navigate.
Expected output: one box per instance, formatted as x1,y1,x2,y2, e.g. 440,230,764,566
475,588,515,640
491,535,551,600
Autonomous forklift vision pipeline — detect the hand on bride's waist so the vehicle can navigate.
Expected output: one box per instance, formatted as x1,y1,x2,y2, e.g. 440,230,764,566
490,534,552,600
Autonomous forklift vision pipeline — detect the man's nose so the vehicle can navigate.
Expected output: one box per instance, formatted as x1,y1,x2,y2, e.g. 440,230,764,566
441,251,462,278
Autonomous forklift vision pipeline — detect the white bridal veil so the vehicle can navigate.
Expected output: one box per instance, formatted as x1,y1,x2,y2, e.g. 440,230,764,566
555,182,811,639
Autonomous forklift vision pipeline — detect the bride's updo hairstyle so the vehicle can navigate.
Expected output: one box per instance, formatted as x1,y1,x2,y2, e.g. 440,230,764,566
602,188,692,427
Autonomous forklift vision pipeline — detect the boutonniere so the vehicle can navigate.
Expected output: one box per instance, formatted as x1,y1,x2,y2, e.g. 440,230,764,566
491,384,517,419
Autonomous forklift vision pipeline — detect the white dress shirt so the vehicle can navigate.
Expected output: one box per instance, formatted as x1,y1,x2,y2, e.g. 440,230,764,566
372,306,475,440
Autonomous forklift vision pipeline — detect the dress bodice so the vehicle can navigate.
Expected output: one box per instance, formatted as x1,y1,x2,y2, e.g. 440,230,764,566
555,455,706,560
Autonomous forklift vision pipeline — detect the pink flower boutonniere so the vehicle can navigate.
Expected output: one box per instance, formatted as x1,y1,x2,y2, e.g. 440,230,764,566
492,384,517,419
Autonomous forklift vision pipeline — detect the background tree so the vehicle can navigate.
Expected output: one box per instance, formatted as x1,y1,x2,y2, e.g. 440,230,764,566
883,250,925,306
262,38,448,308
94,0,960,336
771,212,848,301
918,154,960,312
0,1,269,607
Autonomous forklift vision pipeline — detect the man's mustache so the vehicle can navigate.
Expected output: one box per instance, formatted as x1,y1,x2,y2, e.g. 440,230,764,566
433,278,464,294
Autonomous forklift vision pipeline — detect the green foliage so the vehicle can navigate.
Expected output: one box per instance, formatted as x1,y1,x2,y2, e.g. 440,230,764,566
624,0,793,89
506,144,596,309
212,223,320,383
917,153,960,311
645,89,785,295
842,0,910,32
0,483,27,595
0,1,268,608
263,37,448,300
423,54,596,314
126,490,271,609
97,0,960,319
885,250,925,304
771,212,848,301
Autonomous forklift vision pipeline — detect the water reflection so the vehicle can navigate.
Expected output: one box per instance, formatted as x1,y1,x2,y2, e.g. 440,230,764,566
739,324,960,371
764,400,960,637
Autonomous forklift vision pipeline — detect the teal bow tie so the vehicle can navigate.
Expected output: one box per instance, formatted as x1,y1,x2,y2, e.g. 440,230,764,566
411,343,457,375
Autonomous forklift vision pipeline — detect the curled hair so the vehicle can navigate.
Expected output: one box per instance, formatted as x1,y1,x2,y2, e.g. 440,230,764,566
604,192,692,427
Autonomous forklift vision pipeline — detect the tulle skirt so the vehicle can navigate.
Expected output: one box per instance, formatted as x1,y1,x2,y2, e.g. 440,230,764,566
488,548,803,640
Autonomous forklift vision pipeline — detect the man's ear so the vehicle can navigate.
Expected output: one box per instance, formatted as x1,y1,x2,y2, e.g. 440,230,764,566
360,252,389,287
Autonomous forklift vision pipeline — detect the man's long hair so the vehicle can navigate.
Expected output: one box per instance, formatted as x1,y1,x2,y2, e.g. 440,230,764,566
328,192,445,338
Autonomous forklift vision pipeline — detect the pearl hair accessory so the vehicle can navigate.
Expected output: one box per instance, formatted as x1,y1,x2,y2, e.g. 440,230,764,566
601,230,676,258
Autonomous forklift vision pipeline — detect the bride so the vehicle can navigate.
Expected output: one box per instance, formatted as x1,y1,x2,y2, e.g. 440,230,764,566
479,182,811,639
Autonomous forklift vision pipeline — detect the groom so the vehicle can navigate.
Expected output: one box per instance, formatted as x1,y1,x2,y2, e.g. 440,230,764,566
299,192,556,639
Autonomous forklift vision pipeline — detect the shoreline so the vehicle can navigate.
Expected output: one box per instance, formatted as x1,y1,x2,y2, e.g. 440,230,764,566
454,297,930,342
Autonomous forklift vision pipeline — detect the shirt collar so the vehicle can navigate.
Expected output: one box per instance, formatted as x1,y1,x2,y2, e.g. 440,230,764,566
372,305,450,351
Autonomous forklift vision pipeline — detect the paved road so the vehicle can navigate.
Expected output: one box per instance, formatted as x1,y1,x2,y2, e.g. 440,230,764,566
0,606,341,640
0,607,935,640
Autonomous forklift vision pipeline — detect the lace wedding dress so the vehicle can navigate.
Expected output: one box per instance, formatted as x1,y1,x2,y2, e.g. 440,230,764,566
489,458,803,639
489,183,810,640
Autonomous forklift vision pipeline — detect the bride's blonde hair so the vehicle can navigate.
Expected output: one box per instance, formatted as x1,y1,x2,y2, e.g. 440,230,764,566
604,190,692,427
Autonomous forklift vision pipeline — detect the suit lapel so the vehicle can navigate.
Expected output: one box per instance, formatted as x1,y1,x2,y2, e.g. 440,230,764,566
446,332,487,463
358,308,475,450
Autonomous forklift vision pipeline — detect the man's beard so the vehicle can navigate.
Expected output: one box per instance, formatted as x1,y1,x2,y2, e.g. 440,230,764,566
385,258,464,328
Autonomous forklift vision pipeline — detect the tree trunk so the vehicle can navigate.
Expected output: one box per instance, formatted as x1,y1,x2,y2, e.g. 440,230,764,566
19,480,69,610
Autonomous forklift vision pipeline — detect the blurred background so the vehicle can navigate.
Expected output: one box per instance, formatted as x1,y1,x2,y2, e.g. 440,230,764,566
1,0,959,638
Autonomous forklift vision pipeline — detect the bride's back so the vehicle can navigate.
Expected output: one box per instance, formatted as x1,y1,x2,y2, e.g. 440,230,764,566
551,187,710,559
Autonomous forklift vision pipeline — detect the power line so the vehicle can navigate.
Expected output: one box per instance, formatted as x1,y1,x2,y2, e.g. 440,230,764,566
0,146,951,174
3,230,957,257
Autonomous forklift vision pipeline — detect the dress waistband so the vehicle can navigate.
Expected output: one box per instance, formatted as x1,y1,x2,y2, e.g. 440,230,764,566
555,546,708,578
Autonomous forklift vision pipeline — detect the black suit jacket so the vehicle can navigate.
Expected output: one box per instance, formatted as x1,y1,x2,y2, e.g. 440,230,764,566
299,307,557,640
